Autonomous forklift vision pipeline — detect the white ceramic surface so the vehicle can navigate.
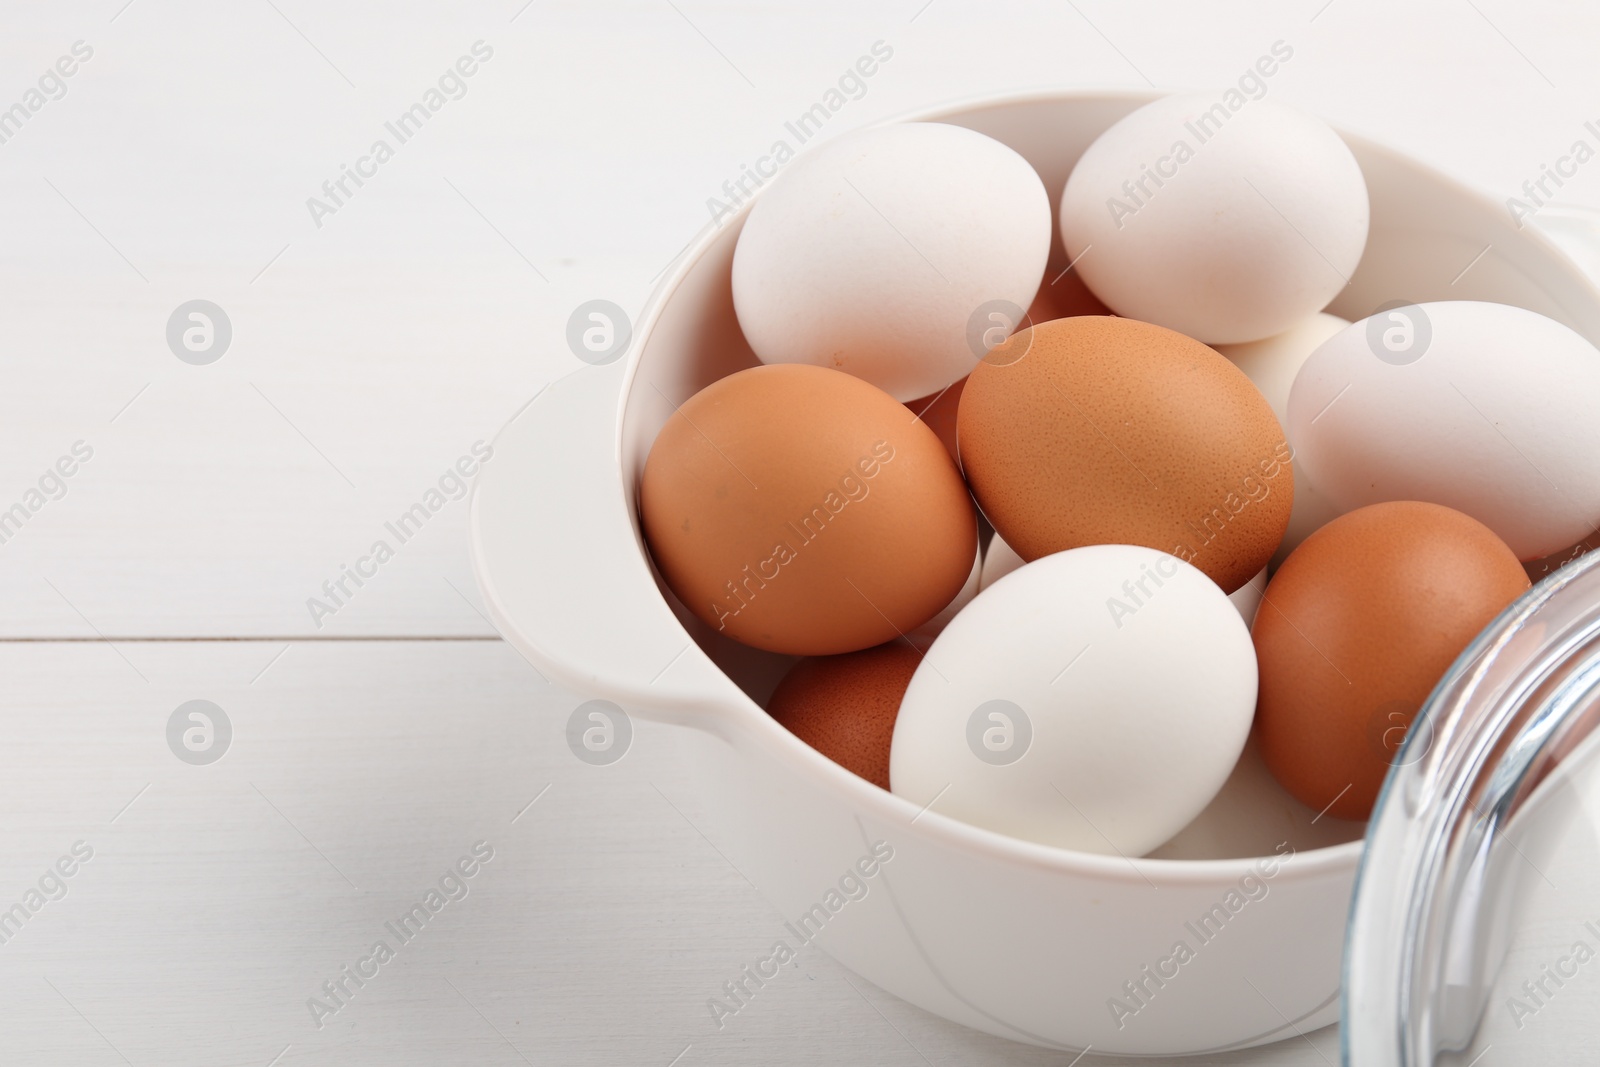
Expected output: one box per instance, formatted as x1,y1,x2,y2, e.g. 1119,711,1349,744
469,90,1600,1055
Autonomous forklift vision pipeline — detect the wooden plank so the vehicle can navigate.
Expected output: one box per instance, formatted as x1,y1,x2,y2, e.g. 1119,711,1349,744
0,639,1336,1065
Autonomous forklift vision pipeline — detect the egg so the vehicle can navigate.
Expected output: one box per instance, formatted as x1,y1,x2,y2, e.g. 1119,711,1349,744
1253,501,1530,821
891,545,1257,855
1218,313,1349,427
908,270,1110,461
1026,263,1112,323
1216,313,1350,567
1060,93,1369,344
1288,301,1600,560
984,534,1265,623
904,377,965,467
1272,476,1343,574
959,316,1293,593
732,122,1052,401
978,535,1025,591
640,364,977,655
1229,567,1266,626
768,643,921,790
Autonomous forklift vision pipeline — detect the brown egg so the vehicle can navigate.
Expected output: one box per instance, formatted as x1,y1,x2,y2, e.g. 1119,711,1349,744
904,377,964,467
958,315,1292,593
1026,265,1112,323
767,643,921,789
1254,501,1530,821
641,364,977,656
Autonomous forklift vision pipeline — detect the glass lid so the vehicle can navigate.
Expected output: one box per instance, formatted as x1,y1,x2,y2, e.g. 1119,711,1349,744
1344,543,1600,1065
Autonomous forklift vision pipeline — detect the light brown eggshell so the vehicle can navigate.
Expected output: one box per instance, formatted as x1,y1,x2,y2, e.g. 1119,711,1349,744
958,315,1292,593
641,364,977,656
767,643,921,789
902,263,1111,469
1253,501,1530,821
1026,266,1112,323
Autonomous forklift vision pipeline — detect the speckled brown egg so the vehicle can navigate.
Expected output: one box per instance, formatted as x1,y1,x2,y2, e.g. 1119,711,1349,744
958,315,1292,593
767,643,921,789
641,364,977,656
1254,501,1530,821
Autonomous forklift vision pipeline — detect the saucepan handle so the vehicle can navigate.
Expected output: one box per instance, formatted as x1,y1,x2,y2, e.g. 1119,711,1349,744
469,360,746,724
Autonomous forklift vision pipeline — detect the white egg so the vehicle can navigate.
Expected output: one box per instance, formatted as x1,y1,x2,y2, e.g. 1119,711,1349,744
890,545,1257,856
732,122,1051,401
978,534,1025,591
1229,568,1266,626
908,546,982,648
1218,313,1349,424
1217,313,1350,564
1060,94,1369,345
1272,482,1343,572
985,535,1264,623
1288,301,1600,560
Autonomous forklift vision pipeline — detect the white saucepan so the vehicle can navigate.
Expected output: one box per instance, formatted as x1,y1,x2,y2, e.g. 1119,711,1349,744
470,90,1600,1055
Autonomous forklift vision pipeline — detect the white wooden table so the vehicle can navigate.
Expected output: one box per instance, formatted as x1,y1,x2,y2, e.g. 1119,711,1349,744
2,1,1596,1063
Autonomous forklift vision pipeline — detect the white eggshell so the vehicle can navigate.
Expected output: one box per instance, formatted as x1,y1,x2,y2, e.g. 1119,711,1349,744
908,546,982,648
1273,480,1342,571
985,535,1263,623
1060,94,1369,344
1288,301,1600,560
732,122,1051,401
890,545,1257,856
1218,313,1349,425
1230,568,1266,626
1217,313,1350,563
978,535,1025,591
